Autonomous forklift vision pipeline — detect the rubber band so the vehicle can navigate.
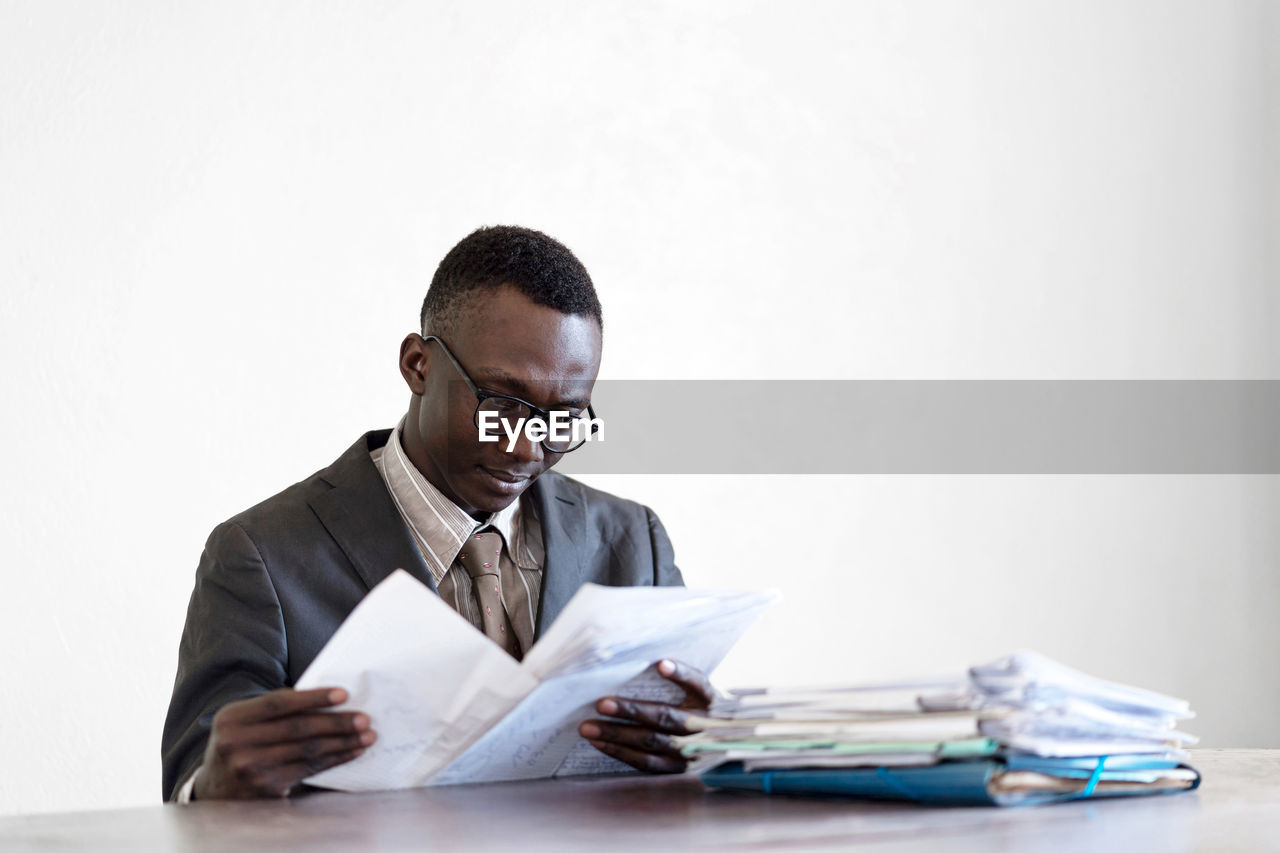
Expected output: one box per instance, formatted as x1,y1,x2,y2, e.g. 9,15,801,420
1082,756,1108,798
875,766,920,802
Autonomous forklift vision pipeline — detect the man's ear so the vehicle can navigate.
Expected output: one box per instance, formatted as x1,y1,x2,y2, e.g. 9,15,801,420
398,333,431,395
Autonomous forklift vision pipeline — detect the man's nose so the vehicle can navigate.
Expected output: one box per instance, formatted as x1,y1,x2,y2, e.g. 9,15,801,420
506,423,545,467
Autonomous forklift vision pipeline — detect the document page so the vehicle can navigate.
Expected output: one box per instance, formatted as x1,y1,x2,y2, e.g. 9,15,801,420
295,571,539,791
295,570,778,791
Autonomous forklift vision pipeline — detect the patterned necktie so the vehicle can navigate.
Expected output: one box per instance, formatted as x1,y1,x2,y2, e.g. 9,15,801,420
456,530,521,659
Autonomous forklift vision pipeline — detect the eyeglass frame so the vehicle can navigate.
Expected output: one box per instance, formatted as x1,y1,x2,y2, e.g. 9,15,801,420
421,334,600,455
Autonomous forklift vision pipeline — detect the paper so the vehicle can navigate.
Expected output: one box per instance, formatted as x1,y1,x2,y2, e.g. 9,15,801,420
295,570,778,791
685,650,1199,785
956,650,1198,757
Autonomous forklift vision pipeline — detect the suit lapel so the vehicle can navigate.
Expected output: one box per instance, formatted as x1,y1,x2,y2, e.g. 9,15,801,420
309,431,436,593
308,433,585,629
530,471,587,640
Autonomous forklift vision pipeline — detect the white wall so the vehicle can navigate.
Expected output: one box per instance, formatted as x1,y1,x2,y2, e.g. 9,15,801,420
1,0,1276,816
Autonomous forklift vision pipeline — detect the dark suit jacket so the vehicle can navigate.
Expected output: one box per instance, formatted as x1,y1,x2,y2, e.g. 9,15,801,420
161,429,684,801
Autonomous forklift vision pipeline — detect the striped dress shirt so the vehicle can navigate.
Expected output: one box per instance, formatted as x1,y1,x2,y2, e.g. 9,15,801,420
370,421,545,656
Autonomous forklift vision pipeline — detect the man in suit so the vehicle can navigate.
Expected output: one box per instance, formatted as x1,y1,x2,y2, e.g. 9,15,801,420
162,226,713,801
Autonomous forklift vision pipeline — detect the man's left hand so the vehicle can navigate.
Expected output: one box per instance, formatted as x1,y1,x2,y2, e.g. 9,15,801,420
577,659,715,773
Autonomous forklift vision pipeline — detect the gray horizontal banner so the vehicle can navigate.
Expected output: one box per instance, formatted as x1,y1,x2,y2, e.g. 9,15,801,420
544,381,1280,475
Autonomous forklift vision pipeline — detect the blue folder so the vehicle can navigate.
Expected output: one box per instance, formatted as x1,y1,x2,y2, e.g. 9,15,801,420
701,755,1201,807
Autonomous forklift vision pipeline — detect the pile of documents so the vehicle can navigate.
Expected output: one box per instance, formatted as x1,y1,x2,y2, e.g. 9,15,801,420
689,651,1201,806
294,570,778,791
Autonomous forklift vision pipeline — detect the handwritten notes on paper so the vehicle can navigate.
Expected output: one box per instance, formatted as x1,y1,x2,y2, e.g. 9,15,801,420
295,570,778,791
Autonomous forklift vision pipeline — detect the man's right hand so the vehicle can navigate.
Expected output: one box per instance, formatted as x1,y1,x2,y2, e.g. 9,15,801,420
194,687,375,800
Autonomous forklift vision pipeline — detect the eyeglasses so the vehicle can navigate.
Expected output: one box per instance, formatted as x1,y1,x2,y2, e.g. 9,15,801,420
423,335,600,454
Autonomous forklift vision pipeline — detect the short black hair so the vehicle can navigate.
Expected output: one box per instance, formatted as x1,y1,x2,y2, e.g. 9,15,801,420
420,226,602,337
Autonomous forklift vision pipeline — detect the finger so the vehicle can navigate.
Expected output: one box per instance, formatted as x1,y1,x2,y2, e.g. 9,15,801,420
235,711,371,746
578,719,682,758
656,659,717,707
220,687,349,725
595,697,695,735
237,730,377,770
585,737,686,774
256,747,368,797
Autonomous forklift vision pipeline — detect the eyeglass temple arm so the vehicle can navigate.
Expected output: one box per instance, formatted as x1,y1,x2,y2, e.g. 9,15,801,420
425,334,600,429
422,334,484,397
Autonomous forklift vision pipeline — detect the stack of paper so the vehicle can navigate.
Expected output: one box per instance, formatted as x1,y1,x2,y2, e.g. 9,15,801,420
928,651,1198,758
681,679,998,772
691,651,1201,806
294,570,778,791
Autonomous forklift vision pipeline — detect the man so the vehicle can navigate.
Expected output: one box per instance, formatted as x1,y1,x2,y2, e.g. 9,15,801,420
162,226,712,801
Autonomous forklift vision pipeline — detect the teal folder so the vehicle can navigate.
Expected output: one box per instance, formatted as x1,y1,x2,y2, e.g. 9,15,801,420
701,756,1201,807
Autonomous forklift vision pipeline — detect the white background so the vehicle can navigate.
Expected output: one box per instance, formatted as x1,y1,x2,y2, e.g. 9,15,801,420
2,0,1277,816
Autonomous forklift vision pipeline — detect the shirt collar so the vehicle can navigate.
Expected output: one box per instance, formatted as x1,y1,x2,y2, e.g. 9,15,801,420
375,419,536,582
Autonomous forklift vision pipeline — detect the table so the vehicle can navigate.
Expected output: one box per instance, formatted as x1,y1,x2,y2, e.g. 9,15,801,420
2,750,1276,851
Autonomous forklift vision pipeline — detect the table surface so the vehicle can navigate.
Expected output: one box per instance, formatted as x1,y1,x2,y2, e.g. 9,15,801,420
2,750,1276,851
